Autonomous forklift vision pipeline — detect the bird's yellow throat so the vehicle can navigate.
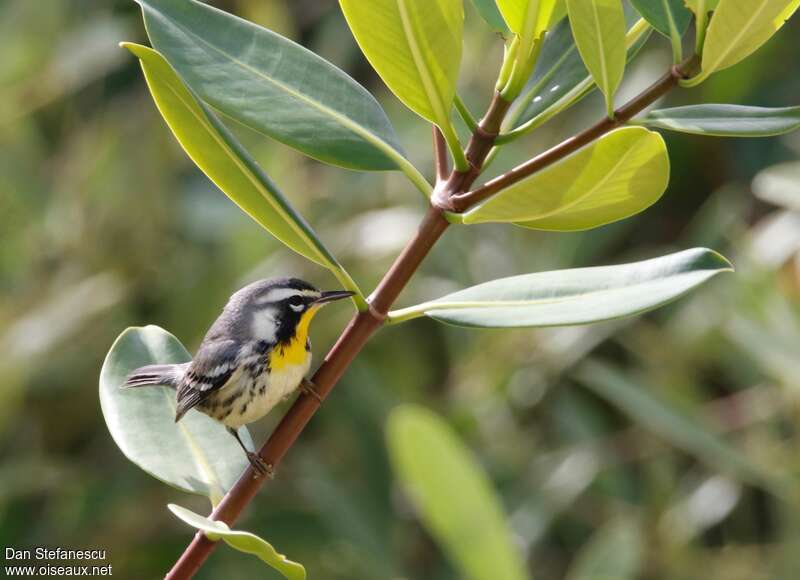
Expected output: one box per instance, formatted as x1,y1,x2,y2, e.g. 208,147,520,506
270,305,319,370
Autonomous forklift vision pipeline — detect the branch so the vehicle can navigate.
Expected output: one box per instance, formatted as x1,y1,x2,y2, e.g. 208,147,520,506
450,59,697,212
166,56,696,579
433,126,449,183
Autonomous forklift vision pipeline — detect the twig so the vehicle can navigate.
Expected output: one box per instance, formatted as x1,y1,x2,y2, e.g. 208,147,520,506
450,59,698,212
166,57,697,580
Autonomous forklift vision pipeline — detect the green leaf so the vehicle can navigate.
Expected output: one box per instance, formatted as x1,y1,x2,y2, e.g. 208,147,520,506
566,519,643,580
387,406,527,580
100,326,253,505
388,248,732,327
338,0,466,168
136,0,427,188
637,104,800,136
685,0,800,86
497,0,563,34
630,0,692,37
575,361,792,498
168,504,306,580
464,127,669,231
470,0,511,33
566,0,627,117
123,43,364,304
506,8,650,133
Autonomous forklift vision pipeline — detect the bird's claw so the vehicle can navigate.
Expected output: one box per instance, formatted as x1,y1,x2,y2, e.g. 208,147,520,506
300,378,323,403
246,452,274,479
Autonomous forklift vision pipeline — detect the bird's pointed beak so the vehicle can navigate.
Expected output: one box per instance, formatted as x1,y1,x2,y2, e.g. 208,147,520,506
314,290,355,305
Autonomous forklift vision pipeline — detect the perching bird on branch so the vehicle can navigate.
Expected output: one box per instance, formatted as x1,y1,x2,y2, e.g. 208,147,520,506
122,278,353,476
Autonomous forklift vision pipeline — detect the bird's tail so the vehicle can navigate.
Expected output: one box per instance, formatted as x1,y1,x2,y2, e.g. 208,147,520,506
122,363,186,389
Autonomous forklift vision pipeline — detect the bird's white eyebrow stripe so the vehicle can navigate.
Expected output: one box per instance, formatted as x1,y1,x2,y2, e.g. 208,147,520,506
256,288,320,304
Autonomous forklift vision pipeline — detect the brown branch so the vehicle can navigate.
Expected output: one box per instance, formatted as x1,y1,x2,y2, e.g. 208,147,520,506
433,126,449,182
166,57,695,579
450,58,698,212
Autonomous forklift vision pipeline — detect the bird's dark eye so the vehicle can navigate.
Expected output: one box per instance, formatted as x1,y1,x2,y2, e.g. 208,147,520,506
288,296,304,308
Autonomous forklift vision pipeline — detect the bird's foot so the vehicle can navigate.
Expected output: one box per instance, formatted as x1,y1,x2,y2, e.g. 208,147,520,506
300,378,323,403
246,452,274,479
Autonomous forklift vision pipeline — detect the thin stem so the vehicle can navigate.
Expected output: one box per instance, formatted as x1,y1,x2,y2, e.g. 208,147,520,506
694,1,708,56
433,126,449,182
451,56,698,212
392,151,434,200
663,0,683,65
441,120,469,172
454,94,479,132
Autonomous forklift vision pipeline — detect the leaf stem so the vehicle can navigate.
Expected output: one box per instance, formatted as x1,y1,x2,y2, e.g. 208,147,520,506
454,94,479,132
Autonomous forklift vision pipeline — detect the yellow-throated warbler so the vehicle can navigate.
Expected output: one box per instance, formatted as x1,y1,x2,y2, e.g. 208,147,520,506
122,278,353,475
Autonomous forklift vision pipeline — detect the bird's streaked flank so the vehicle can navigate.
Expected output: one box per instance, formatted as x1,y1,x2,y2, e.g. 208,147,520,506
122,278,353,476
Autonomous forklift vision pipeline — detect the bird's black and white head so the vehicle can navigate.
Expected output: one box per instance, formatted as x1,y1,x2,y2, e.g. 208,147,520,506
224,278,353,344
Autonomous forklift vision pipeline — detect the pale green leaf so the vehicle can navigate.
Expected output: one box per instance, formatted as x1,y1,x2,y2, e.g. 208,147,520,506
630,0,692,37
168,504,306,580
100,326,253,505
463,127,669,231
566,519,643,580
497,0,563,34
575,361,792,498
686,0,800,85
137,0,411,175
470,0,510,32
566,0,627,116
388,248,732,328
339,0,463,160
387,406,527,580
637,104,800,136
123,44,364,303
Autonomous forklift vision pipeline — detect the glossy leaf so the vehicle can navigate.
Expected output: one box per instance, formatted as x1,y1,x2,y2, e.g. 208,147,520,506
339,0,463,151
566,0,627,116
463,127,669,231
507,8,650,131
637,104,800,136
566,519,643,580
470,0,510,32
124,44,364,302
387,406,527,580
169,504,306,580
630,0,692,37
137,0,408,174
686,0,800,85
575,361,790,497
100,326,253,505
388,248,732,328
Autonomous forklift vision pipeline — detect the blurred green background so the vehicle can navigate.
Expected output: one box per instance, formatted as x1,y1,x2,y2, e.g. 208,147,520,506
3,1,800,578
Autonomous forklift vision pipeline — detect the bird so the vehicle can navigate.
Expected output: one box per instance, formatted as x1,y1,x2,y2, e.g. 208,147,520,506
121,277,354,476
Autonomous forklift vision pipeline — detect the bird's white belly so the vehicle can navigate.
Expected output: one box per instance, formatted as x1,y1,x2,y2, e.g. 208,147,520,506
223,356,310,428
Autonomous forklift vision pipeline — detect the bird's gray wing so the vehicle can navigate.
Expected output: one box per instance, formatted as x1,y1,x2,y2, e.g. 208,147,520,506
175,339,239,421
